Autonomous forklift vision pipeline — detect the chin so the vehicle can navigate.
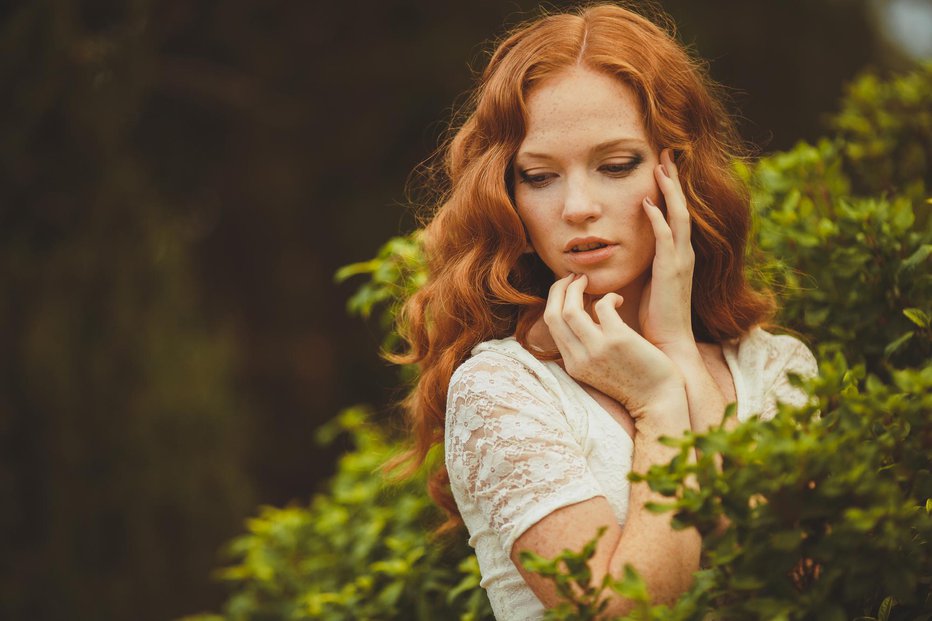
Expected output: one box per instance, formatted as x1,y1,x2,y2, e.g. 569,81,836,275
583,277,628,296
582,268,649,297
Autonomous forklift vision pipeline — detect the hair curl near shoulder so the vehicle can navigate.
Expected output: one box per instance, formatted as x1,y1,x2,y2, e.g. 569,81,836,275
386,3,775,533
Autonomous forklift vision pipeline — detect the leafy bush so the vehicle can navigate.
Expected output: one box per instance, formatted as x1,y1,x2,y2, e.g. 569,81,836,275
577,358,929,621
334,231,427,360
181,407,492,621
185,64,931,621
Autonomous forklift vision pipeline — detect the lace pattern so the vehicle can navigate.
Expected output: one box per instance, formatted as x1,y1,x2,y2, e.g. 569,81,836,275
445,352,604,555
445,328,818,621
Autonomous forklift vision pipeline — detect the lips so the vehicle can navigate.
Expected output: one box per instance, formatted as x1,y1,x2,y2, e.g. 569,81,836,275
562,236,619,265
564,237,615,253
565,243,618,265
571,241,608,253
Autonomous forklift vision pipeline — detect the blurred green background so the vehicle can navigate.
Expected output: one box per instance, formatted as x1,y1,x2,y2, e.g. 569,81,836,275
0,1,928,620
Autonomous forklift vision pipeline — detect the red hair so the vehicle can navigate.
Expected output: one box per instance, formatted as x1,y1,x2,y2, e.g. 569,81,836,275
387,3,774,532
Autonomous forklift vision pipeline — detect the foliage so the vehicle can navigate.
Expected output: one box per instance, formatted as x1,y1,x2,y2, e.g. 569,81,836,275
512,359,932,621
829,63,931,201
740,63,931,372
621,361,932,620
519,526,668,621
182,406,491,621
334,231,427,363
191,65,931,620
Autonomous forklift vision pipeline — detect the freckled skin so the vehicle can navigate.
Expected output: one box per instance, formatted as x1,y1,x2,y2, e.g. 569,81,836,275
513,66,663,326
506,66,733,615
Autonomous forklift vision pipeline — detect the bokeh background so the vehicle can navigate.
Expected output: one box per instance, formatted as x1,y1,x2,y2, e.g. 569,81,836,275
1,1,929,619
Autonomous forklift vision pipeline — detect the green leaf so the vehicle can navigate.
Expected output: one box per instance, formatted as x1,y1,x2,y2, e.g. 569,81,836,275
899,243,932,272
877,596,896,621
334,259,379,283
377,580,405,608
884,331,915,357
903,308,930,328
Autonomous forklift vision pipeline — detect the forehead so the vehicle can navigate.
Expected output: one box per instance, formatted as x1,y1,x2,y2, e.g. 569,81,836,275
520,67,648,151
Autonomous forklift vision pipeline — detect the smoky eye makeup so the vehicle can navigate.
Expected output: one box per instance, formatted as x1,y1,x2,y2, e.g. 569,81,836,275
599,153,644,175
514,149,646,187
517,169,554,187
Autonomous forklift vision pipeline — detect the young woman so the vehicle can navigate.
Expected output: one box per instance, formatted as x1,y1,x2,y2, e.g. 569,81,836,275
391,4,818,618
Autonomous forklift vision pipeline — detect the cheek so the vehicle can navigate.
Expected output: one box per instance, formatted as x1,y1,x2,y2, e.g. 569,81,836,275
631,176,662,222
515,194,555,239
616,183,656,225
635,170,661,201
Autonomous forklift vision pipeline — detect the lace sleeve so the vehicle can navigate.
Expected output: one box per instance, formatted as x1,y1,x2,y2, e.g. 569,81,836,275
761,336,819,421
445,352,604,555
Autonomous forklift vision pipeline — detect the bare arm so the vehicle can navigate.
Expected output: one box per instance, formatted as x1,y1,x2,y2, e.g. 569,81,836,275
510,390,701,614
663,344,731,433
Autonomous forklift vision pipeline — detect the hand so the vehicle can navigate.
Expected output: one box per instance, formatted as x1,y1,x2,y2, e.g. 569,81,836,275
544,272,685,419
638,149,697,355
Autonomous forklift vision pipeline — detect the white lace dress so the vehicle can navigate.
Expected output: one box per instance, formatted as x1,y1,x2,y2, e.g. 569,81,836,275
444,327,818,621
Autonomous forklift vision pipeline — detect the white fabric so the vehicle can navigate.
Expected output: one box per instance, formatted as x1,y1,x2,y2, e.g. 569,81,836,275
444,326,818,621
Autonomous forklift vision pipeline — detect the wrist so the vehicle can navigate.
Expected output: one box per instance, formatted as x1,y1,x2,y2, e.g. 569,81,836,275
656,340,702,365
629,384,690,434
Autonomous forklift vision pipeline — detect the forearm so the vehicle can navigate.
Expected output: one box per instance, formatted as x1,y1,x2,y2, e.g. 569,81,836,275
660,343,732,435
660,343,735,504
603,392,701,611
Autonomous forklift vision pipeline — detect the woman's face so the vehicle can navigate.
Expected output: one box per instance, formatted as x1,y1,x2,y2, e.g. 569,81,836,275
512,66,662,298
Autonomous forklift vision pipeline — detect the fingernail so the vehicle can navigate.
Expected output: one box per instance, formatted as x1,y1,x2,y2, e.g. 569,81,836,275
661,164,670,177
644,196,656,207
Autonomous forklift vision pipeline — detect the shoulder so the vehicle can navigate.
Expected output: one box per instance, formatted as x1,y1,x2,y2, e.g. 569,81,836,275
729,327,818,420
446,337,571,442
449,337,557,403
734,326,818,383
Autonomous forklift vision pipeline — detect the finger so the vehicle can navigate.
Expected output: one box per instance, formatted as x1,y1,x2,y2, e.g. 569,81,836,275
544,274,585,354
643,197,676,264
593,293,632,336
561,274,603,343
544,274,573,327
660,147,679,181
655,149,691,245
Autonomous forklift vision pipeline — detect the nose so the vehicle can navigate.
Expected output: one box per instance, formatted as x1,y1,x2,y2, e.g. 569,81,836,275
561,174,601,223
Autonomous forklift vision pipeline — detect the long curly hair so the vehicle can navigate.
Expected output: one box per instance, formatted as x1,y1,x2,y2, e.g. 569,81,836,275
387,3,774,532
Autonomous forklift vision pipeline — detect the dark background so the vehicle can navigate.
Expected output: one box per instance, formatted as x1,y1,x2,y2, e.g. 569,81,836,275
0,0,925,619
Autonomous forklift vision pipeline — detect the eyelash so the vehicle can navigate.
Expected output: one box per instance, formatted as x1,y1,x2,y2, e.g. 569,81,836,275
518,156,643,188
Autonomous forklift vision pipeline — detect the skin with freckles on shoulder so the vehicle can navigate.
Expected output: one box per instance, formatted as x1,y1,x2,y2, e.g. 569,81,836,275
388,4,777,617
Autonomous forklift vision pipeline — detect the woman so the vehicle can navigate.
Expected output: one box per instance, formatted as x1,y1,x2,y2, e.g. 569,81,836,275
391,4,818,619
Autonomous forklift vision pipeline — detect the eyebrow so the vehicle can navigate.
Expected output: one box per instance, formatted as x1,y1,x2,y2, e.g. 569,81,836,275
516,137,648,161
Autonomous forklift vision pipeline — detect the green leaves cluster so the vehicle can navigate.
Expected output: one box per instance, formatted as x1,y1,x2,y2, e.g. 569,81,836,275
183,407,491,621
514,361,931,621
830,64,931,200
742,64,931,369
188,64,931,620
334,231,427,357
519,527,662,621
618,360,932,620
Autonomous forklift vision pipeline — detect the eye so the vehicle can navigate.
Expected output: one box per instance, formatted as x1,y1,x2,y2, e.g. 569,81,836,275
518,170,556,188
599,156,642,177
